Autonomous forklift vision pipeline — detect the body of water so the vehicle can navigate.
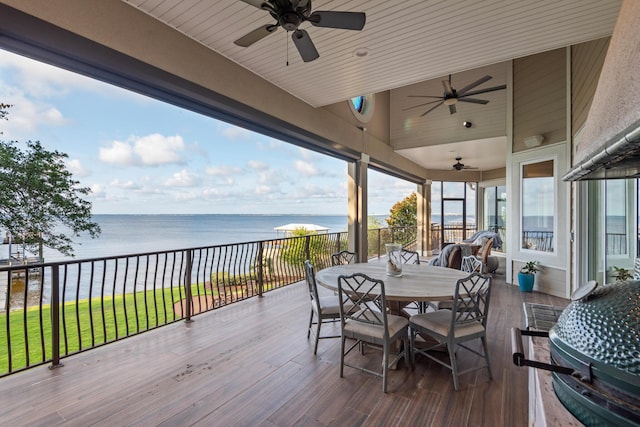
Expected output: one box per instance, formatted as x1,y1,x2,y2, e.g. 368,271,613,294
34,214,366,262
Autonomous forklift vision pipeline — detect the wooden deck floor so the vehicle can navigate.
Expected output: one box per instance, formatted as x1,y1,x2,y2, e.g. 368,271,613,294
0,273,568,426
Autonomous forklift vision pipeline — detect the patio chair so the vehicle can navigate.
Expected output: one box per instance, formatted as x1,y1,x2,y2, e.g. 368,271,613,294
431,256,484,310
477,238,499,274
305,260,352,355
331,250,358,266
337,272,411,393
409,272,493,391
400,248,420,264
395,248,426,313
461,255,483,274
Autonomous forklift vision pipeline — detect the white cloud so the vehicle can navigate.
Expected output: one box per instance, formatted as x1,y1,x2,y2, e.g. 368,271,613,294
99,134,185,166
99,140,135,165
109,179,141,190
0,85,69,138
165,169,200,187
221,126,252,140
254,185,271,194
174,191,199,201
66,159,89,178
293,160,318,176
248,160,269,171
205,165,242,176
134,133,185,165
89,184,106,199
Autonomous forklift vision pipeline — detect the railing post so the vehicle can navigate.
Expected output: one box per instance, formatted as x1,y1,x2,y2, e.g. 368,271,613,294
377,229,381,259
184,250,193,323
304,235,311,261
50,264,63,369
257,241,264,297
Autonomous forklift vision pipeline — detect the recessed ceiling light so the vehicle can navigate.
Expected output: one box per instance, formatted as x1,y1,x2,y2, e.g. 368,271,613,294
354,48,370,58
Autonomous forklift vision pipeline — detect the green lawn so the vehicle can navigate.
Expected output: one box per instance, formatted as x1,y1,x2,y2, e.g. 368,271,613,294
0,284,206,374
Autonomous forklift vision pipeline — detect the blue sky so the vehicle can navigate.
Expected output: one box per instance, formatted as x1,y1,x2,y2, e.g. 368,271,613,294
0,49,416,216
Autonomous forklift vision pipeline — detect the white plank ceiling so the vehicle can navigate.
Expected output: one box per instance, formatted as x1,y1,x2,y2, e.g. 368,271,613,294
122,0,621,171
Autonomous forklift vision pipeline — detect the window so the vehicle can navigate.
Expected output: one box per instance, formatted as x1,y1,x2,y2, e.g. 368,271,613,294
348,94,375,122
521,160,554,252
431,181,477,251
350,96,365,113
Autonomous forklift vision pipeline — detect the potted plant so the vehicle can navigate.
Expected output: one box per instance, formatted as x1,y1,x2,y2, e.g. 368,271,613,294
610,266,631,282
518,261,539,292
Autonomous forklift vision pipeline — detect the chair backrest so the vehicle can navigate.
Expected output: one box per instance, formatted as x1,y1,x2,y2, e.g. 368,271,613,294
337,273,389,337
331,250,358,266
400,249,420,265
304,260,320,309
461,255,483,273
447,246,462,270
479,238,495,265
451,273,492,329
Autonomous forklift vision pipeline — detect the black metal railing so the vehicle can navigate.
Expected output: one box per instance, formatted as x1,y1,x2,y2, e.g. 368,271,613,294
0,231,350,377
522,231,554,252
367,226,417,258
430,224,477,253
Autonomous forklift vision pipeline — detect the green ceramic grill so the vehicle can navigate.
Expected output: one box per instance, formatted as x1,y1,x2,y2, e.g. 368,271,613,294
512,280,640,426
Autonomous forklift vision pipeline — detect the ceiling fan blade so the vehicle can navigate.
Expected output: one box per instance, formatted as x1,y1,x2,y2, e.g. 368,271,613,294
442,79,454,97
458,98,490,105
461,84,507,97
234,25,278,47
448,104,457,114
407,95,443,99
292,29,319,62
421,101,444,117
456,75,492,96
307,11,366,30
402,100,442,111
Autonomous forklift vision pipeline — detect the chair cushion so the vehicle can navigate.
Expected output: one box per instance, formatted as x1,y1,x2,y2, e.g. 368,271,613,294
410,310,485,338
316,296,353,315
344,313,408,340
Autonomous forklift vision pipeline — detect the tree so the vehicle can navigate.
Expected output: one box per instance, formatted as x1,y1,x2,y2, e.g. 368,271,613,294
0,104,100,258
386,192,417,245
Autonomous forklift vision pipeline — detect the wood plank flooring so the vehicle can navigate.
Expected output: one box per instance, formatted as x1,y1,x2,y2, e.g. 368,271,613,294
0,273,568,426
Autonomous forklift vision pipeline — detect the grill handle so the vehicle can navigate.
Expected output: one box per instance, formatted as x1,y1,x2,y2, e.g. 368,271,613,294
510,327,575,376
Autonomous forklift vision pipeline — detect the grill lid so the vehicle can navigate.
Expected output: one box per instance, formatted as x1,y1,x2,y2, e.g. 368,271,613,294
550,280,639,377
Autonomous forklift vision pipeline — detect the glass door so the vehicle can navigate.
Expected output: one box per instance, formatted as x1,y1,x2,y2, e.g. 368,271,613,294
441,198,466,246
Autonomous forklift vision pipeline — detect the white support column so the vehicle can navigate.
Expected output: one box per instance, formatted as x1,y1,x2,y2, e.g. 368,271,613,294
348,154,368,262
416,180,432,256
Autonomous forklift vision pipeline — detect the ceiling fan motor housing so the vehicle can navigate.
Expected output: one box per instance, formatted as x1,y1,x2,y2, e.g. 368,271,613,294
280,12,302,30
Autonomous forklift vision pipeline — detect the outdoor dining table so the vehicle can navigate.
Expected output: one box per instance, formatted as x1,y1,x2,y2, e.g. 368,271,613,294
315,262,469,315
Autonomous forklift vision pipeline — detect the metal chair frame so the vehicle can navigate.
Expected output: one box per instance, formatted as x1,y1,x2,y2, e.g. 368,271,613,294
337,273,411,393
331,250,358,266
400,248,420,265
461,255,483,274
410,272,493,391
304,260,343,355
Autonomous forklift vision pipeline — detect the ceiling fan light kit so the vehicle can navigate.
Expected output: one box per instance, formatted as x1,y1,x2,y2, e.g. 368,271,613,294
234,0,366,63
